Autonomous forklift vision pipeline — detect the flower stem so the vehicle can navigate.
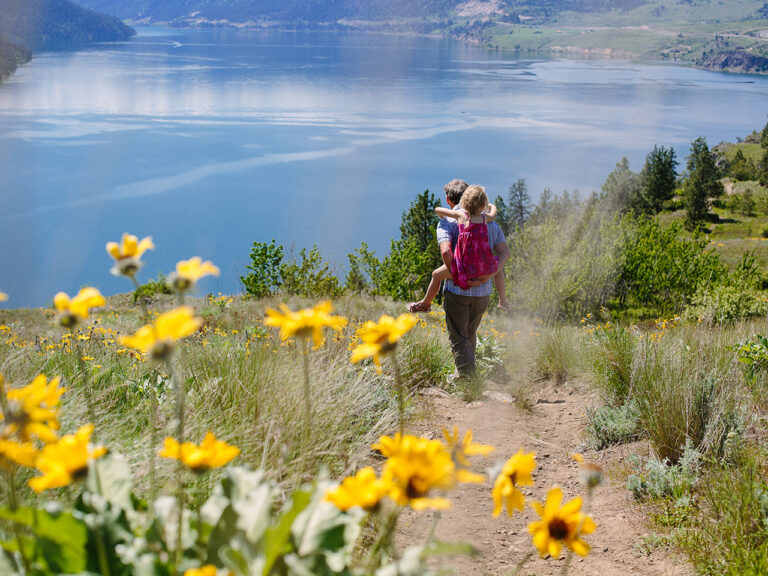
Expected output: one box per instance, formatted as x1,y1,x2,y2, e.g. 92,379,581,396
366,507,400,573
391,354,405,435
91,464,112,576
170,358,186,575
148,388,159,500
4,466,31,574
510,551,534,576
130,276,150,324
300,338,312,430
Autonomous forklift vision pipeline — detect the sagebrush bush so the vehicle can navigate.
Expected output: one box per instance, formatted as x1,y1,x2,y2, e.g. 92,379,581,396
585,403,640,450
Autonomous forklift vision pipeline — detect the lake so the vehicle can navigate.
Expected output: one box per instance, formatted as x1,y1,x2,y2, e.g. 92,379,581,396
1,27,767,307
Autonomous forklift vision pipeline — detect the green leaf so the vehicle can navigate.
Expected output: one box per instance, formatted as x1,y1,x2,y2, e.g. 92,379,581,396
0,505,88,572
262,489,311,575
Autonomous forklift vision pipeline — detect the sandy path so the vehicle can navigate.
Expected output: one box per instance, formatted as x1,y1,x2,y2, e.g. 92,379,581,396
396,382,692,576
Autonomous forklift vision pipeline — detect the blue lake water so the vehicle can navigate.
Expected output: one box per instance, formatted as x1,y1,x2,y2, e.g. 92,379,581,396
1,27,768,307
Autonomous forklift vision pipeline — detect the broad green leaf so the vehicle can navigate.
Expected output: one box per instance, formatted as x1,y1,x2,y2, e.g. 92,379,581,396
262,489,311,575
0,506,87,572
87,452,133,511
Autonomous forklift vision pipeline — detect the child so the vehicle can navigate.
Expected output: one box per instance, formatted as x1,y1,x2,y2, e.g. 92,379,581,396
407,185,509,313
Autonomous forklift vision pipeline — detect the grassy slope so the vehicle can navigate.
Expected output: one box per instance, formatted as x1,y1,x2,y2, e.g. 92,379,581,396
480,0,768,70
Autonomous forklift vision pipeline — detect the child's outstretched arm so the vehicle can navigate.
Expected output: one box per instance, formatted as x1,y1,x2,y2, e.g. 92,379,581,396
483,203,498,222
435,206,465,220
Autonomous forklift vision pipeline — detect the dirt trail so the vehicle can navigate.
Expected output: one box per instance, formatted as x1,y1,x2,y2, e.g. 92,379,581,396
396,381,692,576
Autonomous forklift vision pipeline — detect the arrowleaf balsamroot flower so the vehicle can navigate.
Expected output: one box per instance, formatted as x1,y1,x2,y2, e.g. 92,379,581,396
325,466,393,511
159,431,240,472
168,257,220,293
0,438,39,468
119,306,202,361
373,433,455,510
0,292,7,301
492,449,536,517
29,423,107,492
106,233,154,277
264,301,347,346
2,374,65,444
350,313,417,371
53,287,106,329
528,486,596,559
443,427,494,483
184,566,232,576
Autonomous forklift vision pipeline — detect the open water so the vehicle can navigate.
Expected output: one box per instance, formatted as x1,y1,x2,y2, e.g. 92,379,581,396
1,27,767,307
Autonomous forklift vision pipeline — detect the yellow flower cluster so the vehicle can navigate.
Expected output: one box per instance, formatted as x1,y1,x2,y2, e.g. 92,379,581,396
350,313,417,371
53,287,106,329
168,257,220,293
0,373,106,492
326,430,493,513
106,233,154,277
120,306,202,361
159,431,240,472
264,301,348,346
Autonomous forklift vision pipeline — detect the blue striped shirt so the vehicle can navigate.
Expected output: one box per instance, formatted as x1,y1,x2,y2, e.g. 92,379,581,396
437,218,505,297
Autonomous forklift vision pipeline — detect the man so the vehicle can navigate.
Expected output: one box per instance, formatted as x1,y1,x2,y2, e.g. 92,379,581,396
437,179,510,378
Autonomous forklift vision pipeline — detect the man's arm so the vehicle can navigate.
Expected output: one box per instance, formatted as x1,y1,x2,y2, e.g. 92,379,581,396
440,241,453,270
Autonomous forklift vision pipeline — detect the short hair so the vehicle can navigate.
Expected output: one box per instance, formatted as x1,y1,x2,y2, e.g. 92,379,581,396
444,179,468,205
462,185,488,217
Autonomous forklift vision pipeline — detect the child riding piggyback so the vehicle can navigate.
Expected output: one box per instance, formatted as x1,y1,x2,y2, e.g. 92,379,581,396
407,185,508,313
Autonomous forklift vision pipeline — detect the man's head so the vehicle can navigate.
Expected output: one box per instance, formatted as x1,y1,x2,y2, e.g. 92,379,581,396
443,179,468,208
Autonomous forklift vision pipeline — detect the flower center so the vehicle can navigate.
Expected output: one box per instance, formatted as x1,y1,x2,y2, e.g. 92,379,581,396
405,477,428,500
548,518,569,541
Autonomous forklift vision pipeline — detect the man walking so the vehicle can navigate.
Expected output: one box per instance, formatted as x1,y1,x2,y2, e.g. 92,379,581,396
437,179,510,378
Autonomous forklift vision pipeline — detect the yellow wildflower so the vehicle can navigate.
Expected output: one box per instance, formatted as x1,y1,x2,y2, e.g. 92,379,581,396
442,427,494,483
350,314,417,371
168,257,220,293
528,486,596,558
29,424,107,492
373,434,455,510
0,292,7,302
53,287,106,329
264,301,347,346
184,566,232,576
492,450,536,517
325,467,392,511
3,374,64,444
106,233,154,276
119,306,202,361
0,438,39,468
159,431,240,472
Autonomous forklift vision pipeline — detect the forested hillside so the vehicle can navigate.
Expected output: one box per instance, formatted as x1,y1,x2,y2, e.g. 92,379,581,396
0,35,30,80
0,0,134,51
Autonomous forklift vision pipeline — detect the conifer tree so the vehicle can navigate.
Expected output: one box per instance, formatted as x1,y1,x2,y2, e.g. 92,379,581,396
640,145,678,213
507,178,532,230
683,137,723,229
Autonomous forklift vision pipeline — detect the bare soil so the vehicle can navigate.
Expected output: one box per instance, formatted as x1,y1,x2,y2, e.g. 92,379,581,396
396,381,693,576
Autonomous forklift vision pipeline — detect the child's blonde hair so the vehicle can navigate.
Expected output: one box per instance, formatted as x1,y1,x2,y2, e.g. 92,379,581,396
461,185,488,217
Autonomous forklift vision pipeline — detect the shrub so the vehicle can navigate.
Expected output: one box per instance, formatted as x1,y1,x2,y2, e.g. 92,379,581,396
240,239,284,297
586,403,641,450
133,274,172,303
683,284,767,325
376,238,433,302
626,442,701,502
280,245,342,298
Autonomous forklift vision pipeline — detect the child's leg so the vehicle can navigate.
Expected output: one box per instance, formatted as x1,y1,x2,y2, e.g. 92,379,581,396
423,265,451,305
408,265,451,312
494,268,508,309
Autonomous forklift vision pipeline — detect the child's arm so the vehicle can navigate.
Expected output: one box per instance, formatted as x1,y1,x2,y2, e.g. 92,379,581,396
483,203,498,222
435,206,466,220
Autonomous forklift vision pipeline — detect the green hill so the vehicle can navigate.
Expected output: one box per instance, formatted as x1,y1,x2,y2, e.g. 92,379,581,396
0,0,135,51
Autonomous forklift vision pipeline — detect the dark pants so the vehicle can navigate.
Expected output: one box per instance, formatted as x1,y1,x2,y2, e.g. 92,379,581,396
443,290,490,377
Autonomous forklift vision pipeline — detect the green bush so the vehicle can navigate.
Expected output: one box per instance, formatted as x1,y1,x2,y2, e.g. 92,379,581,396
240,239,284,297
281,245,342,298
376,238,433,302
133,274,172,303
626,442,701,502
534,326,579,383
585,403,641,450
683,284,767,325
